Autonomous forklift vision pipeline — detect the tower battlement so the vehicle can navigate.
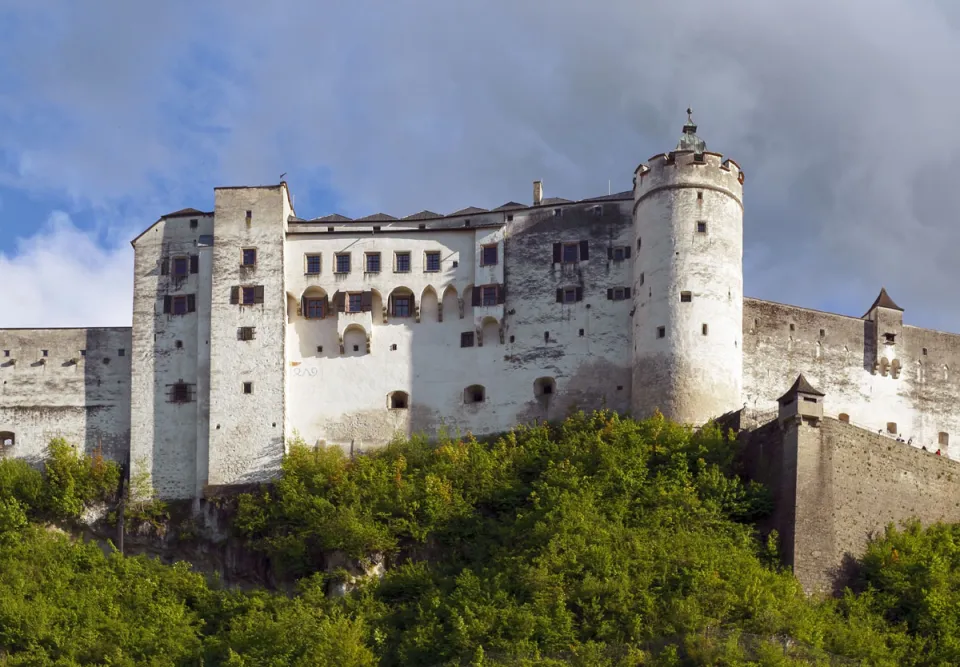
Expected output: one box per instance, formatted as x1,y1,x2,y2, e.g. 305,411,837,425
635,150,744,204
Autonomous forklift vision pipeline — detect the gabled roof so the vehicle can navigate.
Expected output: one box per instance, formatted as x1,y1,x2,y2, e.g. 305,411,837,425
356,212,397,222
541,197,574,206
493,201,525,211
450,206,488,216
777,373,825,403
403,210,442,220
161,207,209,219
315,214,353,222
864,287,903,316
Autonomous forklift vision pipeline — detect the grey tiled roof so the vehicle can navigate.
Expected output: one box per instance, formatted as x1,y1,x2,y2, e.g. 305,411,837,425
450,206,489,216
356,213,398,222
403,210,442,220
581,190,633,202
161,207,209,219
493,201,526,210
316,214,353,222
540,197,574,205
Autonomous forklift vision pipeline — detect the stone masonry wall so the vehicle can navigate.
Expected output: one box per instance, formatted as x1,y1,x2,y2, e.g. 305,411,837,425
0,327,131,462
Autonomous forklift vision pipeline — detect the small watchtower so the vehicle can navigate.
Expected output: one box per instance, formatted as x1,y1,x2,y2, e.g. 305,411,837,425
777,374,825,427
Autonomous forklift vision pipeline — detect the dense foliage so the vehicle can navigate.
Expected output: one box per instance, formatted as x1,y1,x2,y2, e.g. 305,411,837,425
2,413,960,664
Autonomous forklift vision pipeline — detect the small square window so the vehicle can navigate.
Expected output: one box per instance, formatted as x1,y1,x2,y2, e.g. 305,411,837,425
553,208,562,217
353,344,360,352
461,332,475,348
923,348,928,355
242,287,256,305
172,383,190,403
593,205,602,217
348,293,363,313
118,349,125,356
242,382,253,394
173,296,189,315
172,257,189,276
392,295,412,317
563,288,577,304
507,214,514,222
238,327,255,341
335,253,351,273
317,345,323,353
482,286,498,306
657,326,666,339
242,248,257,266
395,252,411,273
884,333,896,344
304,298,325,319
613,287,626,301
175,340,183,348
189,218,198,228
3,350,8,357
509,335,515,343
697,221,707,233
366,252,381,273
79,349,86,356
425,251,441,272
452,260,459,268
41,349,48,357
481,245,498,266
305,254,321,274
680,291,692,303
789,323,795,332
562,244,579,263
390,343,397,351
613,247,625,261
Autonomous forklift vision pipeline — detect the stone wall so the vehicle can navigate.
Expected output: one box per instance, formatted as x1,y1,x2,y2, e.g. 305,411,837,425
743,297,960,459
741,415,960,594
0,327,131,462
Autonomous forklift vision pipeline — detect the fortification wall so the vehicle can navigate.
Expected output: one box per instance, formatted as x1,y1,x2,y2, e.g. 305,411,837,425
742,298,960,458
0,327,131,462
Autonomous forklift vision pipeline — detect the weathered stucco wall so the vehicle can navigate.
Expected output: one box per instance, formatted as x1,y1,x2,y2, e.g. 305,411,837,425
206,185,290,489
0,327,131,462
130,211,214,499
633,151,744,425
281,196,634,452
743,297,960,458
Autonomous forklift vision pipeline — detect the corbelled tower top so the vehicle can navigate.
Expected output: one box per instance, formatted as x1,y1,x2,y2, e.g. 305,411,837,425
675,107,706,154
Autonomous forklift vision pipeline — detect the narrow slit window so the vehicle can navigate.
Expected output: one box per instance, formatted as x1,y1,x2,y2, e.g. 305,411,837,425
702,323,708,336
242,382,253,394
657,326,666,339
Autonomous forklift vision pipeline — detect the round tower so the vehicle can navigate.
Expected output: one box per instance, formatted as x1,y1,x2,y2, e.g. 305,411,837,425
631,110,745,425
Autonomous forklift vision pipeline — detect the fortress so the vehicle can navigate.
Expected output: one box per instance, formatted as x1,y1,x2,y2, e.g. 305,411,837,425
4,111,960,592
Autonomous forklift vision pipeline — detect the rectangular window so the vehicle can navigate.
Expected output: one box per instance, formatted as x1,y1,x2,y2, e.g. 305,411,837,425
118,349,125,357
335,253,351,274
697,221,707,233
238,326,256,341
305,254,321,274
614,288,625,301
242,287,256,305
172,296,189,315
460,332,475,348
172,257,189,276
170,382,192,403
365,252,381,273
884,333,896,344
242,382,253,394
613,247,625,261
702,323,709,336
481,245,498,266
563,287,577,303
304,298,325,319
347,293,363,313
481,286,498,306
189,218,198,228
639,273,645,286
562,243,579,263
425,251,441,272
657,326,666,339
392,295,412,317
680,291,692,303
395,252,411,273
41,349,48,357
242,248,257,266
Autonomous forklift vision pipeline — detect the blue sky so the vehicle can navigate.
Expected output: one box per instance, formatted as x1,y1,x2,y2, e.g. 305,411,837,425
2,0,960,331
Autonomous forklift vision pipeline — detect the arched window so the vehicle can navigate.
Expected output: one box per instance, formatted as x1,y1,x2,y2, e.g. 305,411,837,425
0,431,14,450
388,391,409,410
464,385,486,404
534,377,556,398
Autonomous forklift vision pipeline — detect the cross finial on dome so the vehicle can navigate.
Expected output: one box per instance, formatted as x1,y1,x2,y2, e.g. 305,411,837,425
687,107,694,123
676,107,705,153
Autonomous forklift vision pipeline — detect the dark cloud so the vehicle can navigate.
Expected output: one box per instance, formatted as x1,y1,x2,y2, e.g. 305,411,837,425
1,0,959,330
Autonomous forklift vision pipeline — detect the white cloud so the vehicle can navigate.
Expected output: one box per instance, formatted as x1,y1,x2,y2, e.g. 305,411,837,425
0,212,132,327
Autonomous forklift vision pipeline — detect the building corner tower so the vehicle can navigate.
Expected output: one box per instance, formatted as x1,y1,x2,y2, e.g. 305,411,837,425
631,110,745,425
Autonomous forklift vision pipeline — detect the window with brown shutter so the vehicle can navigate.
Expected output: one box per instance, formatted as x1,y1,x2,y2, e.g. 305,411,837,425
230,286,240,304
163,295,171,313
334,292,346,312
186,294,196,312
472,286,481,307
160,259,169,275
552,243,561,263
497,284,506,304
253,285,264,304
190,255,199,274
360,291,373,312
579,240,589,261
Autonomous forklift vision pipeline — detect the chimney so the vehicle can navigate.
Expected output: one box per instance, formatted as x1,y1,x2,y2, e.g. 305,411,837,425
533,180,543,206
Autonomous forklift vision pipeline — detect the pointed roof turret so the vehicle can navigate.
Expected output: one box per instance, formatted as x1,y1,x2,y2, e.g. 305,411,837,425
777,373,825,403
864,287,903,316
675,107,706,154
